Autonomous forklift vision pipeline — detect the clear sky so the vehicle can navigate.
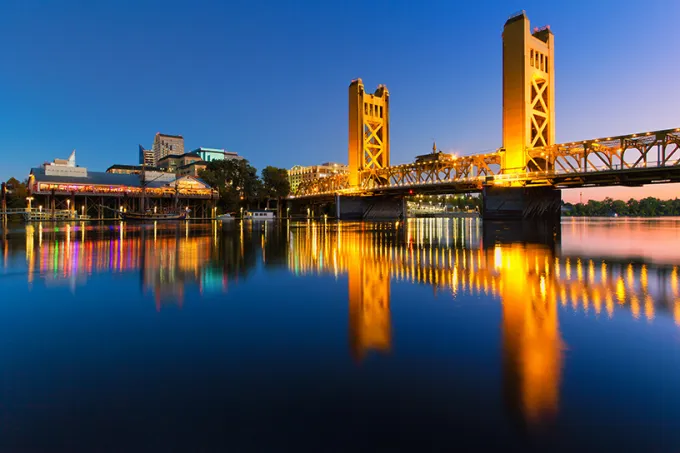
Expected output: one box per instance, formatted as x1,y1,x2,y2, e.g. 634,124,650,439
1,0,678,202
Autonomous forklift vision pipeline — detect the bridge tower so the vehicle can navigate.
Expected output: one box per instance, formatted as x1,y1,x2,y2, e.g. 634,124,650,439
483,12,560,220
502,11,555,174
348,79,390,187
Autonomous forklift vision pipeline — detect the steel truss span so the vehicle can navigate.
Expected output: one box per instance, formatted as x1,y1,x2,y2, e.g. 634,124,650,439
291,128,680,198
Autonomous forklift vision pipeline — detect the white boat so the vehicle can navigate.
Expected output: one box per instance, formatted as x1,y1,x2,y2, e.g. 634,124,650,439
216,213,234,221
243,210,275,220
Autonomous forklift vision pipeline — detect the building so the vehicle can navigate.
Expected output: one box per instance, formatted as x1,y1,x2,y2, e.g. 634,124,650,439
106,164,176,183
288,162,348,193
157,152,201,174
42,150,87,178
139,145,155,166
27,152,218,219
177,160,209,178
107,164,164,175
152,133,184,166
192,147,243,163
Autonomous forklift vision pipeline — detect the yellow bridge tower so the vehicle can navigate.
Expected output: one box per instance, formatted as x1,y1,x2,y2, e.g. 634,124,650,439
502,11,555,174
348,79,390,187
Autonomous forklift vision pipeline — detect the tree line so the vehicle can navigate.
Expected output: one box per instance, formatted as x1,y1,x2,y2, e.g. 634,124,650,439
197,160,290,213
564,197,680,217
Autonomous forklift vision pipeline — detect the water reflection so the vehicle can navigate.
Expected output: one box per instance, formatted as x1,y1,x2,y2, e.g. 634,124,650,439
2,218,680,435
7,219,678,323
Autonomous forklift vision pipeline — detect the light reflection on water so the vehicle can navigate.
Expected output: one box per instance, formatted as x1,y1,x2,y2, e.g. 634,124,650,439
0,218,679,450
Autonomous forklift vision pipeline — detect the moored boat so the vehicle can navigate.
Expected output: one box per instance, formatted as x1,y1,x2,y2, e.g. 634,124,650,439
243,210,275,220
120,164,188,222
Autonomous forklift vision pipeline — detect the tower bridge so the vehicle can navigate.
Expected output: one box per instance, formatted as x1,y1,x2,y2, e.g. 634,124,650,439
289,11,680,220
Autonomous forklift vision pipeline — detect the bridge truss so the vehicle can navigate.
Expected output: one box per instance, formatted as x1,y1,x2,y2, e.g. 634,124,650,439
292,127,680,198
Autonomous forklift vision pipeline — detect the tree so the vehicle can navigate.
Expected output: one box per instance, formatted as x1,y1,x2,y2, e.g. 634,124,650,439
198,159,261,213
261,166,290,211
3,177,28,209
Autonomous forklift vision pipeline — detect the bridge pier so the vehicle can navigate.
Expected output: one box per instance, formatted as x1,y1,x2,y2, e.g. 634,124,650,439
336,195,405,221
482,186,561,221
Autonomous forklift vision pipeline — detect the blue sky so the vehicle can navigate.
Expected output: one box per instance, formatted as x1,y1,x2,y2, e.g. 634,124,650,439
1,0,679,200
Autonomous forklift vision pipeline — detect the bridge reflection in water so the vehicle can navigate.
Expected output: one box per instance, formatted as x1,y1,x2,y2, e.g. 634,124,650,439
287,218,679,429
5,218,680,430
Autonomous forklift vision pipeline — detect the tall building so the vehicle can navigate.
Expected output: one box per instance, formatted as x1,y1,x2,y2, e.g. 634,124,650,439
152,133,184,166
288,162,347,193
139,145,155,166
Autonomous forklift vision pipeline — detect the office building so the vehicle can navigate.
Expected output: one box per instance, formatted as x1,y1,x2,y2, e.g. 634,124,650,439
152,133,184,165
139,145,155,166
288,162,347,193
177,160,209,178
157,152,202,174
192,147,244,163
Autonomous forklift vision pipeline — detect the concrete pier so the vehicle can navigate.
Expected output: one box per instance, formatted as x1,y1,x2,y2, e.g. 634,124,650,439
482,186,561,221
335,195,405,220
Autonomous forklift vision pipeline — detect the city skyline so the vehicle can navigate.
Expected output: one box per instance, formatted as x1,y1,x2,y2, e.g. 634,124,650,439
1,0,679,203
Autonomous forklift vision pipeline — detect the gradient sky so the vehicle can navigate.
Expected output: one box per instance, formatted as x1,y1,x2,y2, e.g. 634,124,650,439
1,0,678,202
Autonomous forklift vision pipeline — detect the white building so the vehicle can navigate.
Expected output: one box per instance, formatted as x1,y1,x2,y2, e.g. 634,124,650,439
43,150,88,178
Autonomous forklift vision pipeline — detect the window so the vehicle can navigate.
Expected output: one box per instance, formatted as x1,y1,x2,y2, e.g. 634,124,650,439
545,57,549,73
530,49,534,66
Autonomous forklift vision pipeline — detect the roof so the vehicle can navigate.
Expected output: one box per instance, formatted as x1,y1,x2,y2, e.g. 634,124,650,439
30,167,170,188
156,133,183,139
106,164,164,172
178,160,209,170
192,147,225,153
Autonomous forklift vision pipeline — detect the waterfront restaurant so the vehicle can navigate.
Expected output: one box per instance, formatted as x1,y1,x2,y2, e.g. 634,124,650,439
27,152,218,219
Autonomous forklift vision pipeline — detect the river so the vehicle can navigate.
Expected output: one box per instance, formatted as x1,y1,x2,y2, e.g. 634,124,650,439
1,218,679,451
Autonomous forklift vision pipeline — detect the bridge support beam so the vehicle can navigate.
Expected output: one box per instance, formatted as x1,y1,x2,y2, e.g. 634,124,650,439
336,195,405,221
482,186,561,221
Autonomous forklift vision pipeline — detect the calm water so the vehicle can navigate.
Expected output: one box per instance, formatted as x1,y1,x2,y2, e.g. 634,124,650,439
1,218,680,452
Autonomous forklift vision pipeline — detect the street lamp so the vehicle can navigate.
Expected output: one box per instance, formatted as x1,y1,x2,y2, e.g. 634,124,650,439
26,196,34,210
81,205,85,217
66,199,71,212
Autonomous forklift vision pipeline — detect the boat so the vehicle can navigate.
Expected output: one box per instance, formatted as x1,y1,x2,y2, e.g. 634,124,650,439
243,210,275,220
216,213,234,221
120,165,188,222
